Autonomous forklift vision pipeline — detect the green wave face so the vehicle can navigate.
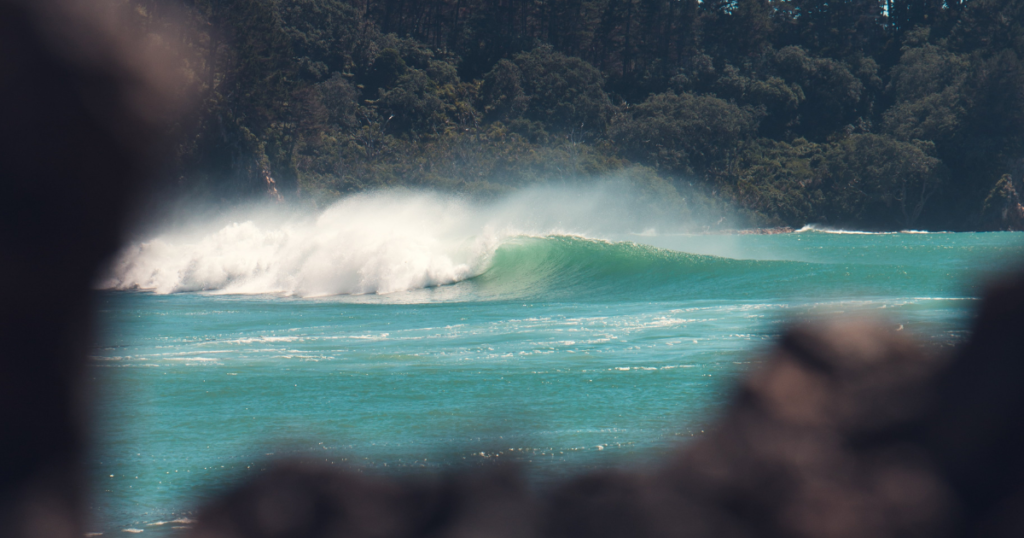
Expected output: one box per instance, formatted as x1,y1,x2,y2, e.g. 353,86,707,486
469,235,785,301
465,234,1002,303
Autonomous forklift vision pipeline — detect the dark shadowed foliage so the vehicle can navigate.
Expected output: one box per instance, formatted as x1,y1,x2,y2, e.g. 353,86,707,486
104,0,1024,231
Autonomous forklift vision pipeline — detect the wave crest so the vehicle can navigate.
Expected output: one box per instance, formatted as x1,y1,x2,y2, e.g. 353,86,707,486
101,185,699,297
101,193,503,296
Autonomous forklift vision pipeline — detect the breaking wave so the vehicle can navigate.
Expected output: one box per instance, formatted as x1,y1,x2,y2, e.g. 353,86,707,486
99,187,709,297
101,188,946,301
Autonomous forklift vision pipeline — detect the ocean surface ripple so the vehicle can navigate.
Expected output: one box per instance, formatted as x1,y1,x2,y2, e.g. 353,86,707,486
89,190,1024,535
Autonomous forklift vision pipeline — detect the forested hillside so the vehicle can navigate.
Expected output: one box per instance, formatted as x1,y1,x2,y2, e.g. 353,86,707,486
128,0,1024,230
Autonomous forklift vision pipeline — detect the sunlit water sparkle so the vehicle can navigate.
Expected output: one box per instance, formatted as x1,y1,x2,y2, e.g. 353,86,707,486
88,194,1024,535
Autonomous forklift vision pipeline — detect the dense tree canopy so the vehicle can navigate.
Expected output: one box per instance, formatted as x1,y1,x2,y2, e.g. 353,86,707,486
127,0,1024,230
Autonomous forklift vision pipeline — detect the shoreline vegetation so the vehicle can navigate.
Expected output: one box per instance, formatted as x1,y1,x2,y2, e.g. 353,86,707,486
127,0,1024,231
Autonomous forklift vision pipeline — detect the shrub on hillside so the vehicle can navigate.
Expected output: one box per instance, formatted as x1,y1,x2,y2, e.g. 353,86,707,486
608,91,761,177
479,46,614,136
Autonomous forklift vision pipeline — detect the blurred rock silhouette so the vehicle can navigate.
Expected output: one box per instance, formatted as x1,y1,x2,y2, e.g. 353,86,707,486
2,1,1023,538
1,1,174,537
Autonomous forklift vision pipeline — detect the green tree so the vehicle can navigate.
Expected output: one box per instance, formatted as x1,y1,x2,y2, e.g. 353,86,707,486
882,30,969,147
608,90,762,177
480,46,614,136
727,138,827,226
822,134,945,228
773,46,865,141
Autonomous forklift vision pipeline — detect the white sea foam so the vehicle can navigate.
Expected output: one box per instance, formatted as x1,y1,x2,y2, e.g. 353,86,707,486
147,518,194,527
794,224,942,235
102,192,491,296
99,185,699,297
796,224,894,235
223,336,301,344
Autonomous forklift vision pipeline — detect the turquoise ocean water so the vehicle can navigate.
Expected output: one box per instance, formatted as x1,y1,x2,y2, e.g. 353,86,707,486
88,192,1024,535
